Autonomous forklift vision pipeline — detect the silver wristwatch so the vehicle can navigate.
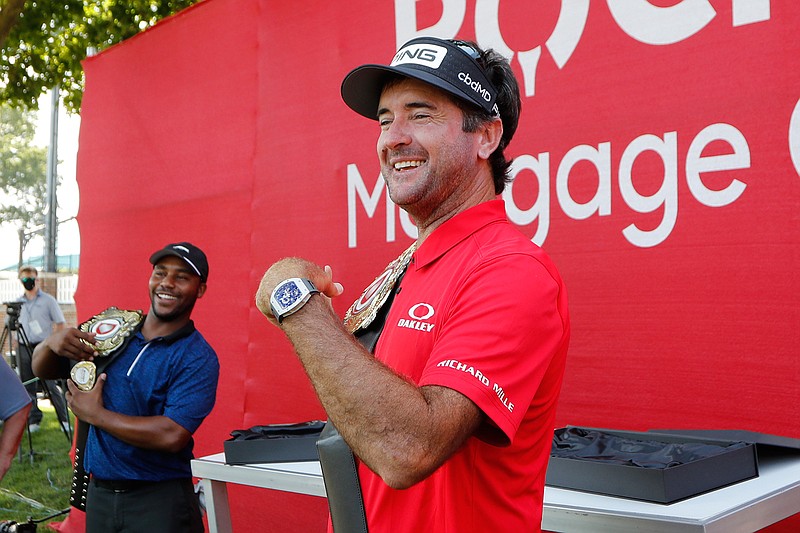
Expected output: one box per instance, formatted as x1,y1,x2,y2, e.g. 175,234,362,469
269,278,319,323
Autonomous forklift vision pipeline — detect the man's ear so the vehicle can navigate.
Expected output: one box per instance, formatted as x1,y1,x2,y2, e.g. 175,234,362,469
197,282,207,299
477,117,503,161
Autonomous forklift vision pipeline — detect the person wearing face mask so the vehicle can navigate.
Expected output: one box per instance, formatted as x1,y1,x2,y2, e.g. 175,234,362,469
14,265,69,433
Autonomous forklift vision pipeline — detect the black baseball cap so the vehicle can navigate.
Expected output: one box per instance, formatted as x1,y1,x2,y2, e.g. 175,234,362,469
341,36,500,120
149,242,209,282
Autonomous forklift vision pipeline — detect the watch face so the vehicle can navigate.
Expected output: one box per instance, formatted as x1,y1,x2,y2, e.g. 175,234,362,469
271,278,318,322
276,282,303,308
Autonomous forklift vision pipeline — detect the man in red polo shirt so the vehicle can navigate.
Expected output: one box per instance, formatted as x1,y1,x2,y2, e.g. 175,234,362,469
256,36,570,532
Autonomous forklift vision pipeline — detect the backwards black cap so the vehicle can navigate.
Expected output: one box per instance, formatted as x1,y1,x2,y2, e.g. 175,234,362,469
341,37,499,120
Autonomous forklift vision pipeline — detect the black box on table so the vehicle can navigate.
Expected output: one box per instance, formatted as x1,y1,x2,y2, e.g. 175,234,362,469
546,426,760,504
223,420,324,465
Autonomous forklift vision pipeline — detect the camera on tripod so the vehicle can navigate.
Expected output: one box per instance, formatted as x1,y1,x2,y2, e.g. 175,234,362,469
4,301,23,315
0,520,36,533
4,301,23,331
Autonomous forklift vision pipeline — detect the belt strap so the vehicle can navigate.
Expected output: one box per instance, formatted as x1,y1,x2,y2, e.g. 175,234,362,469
316,265,407,532
317,421,368,533
69,419,90,511
92,477,159,492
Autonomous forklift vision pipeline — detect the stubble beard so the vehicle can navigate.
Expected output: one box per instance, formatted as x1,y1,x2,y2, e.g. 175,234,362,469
150,293,196,323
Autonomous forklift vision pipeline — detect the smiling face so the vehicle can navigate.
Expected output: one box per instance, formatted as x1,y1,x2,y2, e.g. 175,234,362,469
377,78,494,229
148,256,206,324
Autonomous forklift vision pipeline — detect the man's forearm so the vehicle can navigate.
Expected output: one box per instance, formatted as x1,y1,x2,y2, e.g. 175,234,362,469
31,342,65,379
280,296,481,489
65,377,192,454
255,257,482,487
87,410,192,454
32,328,97,380
0,404,32,481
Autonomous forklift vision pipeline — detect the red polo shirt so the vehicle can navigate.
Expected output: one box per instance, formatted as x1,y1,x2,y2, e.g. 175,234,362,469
357,200,570,532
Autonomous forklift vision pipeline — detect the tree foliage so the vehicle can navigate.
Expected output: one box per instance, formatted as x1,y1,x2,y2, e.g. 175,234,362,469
0,104,48,238
0,0,199,113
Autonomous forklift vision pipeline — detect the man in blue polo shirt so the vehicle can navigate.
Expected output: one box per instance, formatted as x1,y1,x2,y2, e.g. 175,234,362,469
32,242,219,533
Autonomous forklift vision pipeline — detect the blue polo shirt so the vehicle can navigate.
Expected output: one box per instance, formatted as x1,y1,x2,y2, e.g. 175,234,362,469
85,320,219,481
1,358,31,420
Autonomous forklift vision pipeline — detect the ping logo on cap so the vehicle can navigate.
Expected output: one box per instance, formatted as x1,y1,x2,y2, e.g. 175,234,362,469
391,43,447,69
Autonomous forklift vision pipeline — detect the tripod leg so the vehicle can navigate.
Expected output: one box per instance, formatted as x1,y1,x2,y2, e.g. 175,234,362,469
16,340,42,428
25,412,34,465
41,379,72,441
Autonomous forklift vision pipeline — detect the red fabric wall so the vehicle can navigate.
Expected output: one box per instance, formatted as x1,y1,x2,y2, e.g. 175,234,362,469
61,0,799,531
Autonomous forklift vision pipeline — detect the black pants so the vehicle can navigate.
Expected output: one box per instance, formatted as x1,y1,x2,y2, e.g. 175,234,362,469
87,478,203,533
17,342,69,426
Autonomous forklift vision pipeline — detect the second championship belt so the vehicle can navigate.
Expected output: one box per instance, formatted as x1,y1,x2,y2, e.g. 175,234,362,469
68,307,144,511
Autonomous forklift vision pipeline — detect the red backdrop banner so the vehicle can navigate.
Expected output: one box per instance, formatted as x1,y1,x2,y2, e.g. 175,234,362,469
64,0,799,531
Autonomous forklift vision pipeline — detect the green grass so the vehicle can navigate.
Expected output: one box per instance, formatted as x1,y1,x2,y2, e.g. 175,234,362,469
0,403,73,525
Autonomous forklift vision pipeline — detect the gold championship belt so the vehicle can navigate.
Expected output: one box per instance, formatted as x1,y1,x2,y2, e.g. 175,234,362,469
70,307,143,390
343,244,415,334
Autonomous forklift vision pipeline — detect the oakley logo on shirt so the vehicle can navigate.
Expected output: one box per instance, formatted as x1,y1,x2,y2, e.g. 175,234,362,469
397,303,435,332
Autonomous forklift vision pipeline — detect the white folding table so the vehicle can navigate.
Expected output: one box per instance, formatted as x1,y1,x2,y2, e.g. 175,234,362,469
192,451,800,532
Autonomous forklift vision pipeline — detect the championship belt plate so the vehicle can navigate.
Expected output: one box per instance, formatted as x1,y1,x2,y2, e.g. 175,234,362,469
71,307,143,390
79,307,143,356
343,244,415,334
70,361,97,392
